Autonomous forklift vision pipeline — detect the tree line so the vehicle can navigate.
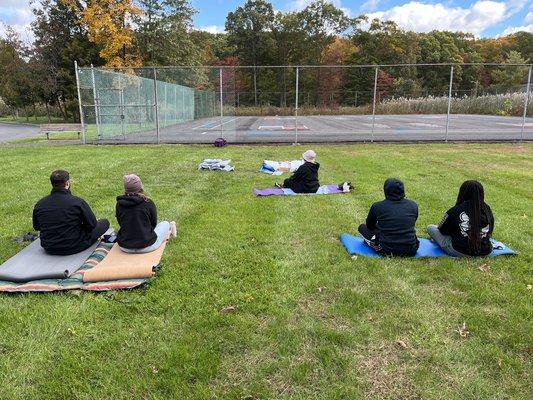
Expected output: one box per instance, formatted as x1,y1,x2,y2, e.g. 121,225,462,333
0,0,531,121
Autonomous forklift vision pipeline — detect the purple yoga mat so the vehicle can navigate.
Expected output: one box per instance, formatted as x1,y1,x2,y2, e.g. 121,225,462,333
254,184,343,196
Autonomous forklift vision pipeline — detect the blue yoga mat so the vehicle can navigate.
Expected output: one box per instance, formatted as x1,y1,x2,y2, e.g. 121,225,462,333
339,234,517,258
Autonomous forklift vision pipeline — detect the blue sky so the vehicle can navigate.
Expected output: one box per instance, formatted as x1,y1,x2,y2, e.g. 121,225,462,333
1,0,532,42
191,0,532,37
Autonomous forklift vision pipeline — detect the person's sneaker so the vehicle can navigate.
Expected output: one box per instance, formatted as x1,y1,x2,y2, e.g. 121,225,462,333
170,221,177,238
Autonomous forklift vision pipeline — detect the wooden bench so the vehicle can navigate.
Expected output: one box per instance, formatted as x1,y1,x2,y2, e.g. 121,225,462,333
40,123,84,140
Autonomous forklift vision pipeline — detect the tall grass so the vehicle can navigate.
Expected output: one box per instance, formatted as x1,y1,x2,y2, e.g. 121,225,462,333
233,92,532,117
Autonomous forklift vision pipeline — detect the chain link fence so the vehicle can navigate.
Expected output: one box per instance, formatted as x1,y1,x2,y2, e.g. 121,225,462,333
76,63,533,144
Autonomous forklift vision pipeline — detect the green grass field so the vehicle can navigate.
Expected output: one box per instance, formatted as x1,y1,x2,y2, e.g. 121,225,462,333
0,143,531,399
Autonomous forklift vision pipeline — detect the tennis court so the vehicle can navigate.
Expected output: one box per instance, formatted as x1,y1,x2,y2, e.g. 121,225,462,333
91,114,532,143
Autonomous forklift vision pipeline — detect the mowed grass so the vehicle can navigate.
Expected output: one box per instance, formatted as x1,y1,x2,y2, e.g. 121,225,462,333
0,143,531,400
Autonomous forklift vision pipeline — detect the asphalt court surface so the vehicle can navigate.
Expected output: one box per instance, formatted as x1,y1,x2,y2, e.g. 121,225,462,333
109,114,533,143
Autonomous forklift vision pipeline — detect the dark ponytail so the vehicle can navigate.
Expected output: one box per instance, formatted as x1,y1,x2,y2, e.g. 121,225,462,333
456,180,485,253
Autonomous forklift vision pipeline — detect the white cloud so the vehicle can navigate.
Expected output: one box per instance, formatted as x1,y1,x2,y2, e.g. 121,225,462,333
361,0,381,13
504,0,528,17
526,11,533,24
364,1,508,36
0,0,34,43
198,25,226,34
501,24,533,35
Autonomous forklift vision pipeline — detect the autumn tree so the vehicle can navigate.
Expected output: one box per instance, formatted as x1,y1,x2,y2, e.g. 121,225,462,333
62,0,142,67
318,38,356,106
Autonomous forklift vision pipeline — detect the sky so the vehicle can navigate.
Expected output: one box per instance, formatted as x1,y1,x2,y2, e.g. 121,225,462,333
0,0,532,43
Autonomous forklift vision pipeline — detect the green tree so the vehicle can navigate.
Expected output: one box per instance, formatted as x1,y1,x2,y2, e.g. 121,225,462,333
491,50,529,92
297,0,350,65
32,0,102,121
225,0,276,105
0,29,36,120
136,0,202,66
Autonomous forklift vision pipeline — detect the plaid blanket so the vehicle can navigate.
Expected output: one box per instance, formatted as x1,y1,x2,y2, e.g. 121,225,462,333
0,243,153,293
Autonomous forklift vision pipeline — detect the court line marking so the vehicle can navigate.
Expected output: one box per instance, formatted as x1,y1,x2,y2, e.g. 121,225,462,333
200,117,238,134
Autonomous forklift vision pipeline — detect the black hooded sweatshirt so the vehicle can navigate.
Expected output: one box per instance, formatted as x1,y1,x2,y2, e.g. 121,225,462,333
33,188,98,255
116,195,158,249
438,201,494,256
365,178,419,256
283,161,320,193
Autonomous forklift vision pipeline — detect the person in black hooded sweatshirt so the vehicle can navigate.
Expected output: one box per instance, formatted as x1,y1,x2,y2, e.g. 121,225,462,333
116,174,176,254
428,180,494,257
358,178,419,256
275,150,320,193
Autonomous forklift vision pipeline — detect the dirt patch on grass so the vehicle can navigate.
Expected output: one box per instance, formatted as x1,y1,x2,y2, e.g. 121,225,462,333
356,341,424,400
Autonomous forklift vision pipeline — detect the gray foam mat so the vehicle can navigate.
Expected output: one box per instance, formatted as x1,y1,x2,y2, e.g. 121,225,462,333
0,239,99,283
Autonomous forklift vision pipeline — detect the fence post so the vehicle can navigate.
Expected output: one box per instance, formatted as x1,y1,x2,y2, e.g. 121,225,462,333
445,65,454,142
294,66,299,145
219,68,224,136
90,64,101,140
254,67,258,107
74,61,86,144
371,66,378,143
152,67,160,144
521,65,532,141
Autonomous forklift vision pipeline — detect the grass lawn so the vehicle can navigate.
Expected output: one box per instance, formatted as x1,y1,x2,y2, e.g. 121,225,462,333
0,143,531,400
0,116,70,125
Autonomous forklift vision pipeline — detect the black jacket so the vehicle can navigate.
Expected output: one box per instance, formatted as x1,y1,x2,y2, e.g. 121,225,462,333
283,161,320,193
33,188,98,255
116,195,158,249
366,178,419,256
438,201,494,256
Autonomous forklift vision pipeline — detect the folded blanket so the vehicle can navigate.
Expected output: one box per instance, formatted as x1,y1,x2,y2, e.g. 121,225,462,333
199,159,234,172
339,234,518,258
254,184,344,196
260,160,304,175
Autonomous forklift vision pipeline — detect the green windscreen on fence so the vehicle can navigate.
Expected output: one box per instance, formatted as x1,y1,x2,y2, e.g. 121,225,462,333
77,67,217,140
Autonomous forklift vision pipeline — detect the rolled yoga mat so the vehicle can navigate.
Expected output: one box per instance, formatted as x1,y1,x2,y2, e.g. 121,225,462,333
82,237,168,283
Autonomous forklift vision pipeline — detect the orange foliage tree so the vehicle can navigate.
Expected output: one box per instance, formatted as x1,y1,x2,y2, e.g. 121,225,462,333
62,0,142,67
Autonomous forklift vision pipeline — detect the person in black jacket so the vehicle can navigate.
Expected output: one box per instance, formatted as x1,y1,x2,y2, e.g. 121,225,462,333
428,180,494,257
33,170,109,255
358,178,419,256
275,150,320,193
116,174,176,253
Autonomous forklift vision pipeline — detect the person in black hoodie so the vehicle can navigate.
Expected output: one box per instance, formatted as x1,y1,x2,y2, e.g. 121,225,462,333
275,150,320,193
428,180,494,257
33,170,110,255
358,178,419,256
116,174,176,254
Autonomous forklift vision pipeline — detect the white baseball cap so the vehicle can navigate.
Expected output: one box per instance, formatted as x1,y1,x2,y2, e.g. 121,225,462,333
302,149,316,163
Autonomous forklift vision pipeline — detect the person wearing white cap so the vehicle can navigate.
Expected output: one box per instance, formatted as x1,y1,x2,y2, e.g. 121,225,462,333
275,150,320,193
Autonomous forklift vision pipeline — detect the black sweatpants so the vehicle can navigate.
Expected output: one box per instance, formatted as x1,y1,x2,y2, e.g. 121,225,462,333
45,219,110,256
358,223,383,253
